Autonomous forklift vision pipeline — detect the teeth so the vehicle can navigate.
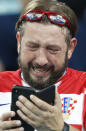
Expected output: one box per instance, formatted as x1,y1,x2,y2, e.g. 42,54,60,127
34,68,46,72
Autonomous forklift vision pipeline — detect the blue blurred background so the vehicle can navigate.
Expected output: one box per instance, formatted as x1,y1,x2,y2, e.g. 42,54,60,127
0,0,86,71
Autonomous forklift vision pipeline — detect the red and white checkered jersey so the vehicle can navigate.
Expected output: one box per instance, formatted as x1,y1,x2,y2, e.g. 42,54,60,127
0,68,86,131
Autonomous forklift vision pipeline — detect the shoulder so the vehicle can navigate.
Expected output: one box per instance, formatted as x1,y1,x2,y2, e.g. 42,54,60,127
67,68,86,89
0,69,21,79
67,68,86,80
0,69,22,92
58,68,86,94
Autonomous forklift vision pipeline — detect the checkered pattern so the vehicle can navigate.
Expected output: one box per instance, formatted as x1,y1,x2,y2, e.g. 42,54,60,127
61,97,77,115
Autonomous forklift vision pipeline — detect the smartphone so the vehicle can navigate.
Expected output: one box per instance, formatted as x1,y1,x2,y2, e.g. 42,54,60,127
11,85,55,131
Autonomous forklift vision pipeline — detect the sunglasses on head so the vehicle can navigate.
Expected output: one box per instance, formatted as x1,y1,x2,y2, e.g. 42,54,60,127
22,9,72,34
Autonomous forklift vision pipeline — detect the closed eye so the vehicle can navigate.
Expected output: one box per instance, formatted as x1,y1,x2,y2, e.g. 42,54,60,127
47,46,61,54
26,42,39,51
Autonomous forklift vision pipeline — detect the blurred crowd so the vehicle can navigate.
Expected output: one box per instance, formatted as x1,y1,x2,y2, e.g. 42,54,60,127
0,0,29,72
0,0,86,72
58,0,86,71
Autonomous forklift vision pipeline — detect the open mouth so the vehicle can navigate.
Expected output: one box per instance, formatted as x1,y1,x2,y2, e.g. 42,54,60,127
31,65,51,77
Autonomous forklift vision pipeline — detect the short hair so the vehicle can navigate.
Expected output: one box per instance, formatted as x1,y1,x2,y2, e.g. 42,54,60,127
16,0,78,37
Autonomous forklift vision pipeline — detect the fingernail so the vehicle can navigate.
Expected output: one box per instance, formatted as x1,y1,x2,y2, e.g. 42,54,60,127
11,111,15,117
30,95,34,99
17,110,20,114
19,127,24,131
16,120,21,126
18,95,24,100
16,101,20,106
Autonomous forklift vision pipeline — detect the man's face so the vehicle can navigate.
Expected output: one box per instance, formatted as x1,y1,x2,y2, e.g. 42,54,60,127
17,22,71,89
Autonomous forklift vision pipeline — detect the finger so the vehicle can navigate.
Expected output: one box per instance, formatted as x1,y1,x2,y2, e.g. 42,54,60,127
17,110,41,128
16,101,41,121
54,87,62,109
30,95,52,111
4,127,24,131
17,99,53,123
0,120,22,130
18,96,43,116
18,95,54,115
17,99,53,122
0,112,15,121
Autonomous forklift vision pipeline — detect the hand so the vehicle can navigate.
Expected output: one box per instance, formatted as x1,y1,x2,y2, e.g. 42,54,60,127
16,89,64,131
0,111,24,131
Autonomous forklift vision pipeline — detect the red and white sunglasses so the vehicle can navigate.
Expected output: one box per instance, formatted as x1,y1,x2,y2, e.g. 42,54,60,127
22,9,72,34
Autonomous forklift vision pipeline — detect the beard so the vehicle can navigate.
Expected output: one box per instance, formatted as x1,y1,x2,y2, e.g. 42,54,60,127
18,52,68,90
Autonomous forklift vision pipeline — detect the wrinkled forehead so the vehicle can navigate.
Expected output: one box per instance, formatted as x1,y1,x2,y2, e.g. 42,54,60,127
24,22,67,34
22,22,67,45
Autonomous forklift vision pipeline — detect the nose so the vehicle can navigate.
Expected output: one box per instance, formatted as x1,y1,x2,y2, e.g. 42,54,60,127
34,48,48,66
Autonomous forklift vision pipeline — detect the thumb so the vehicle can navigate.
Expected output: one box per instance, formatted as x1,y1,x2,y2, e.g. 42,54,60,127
54,86,62,110
0,111,15,121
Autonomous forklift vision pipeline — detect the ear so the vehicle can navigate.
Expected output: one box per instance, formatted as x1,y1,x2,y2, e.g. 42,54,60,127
68,37,77,60
16,32,21,54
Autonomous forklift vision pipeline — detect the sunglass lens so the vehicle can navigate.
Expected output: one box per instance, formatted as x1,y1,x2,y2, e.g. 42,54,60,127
26,12,42,20
50,15,66,24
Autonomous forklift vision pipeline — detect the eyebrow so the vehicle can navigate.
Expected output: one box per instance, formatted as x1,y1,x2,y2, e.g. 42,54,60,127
26,40,39,45
46,44,61,49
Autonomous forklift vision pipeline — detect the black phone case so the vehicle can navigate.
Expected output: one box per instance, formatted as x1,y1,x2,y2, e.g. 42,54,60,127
11,85,55,131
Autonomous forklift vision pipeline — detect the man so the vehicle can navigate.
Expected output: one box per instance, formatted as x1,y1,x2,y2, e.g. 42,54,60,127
0,0,86,130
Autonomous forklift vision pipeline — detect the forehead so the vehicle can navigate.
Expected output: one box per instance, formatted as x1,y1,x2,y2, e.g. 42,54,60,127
22,22,67,43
